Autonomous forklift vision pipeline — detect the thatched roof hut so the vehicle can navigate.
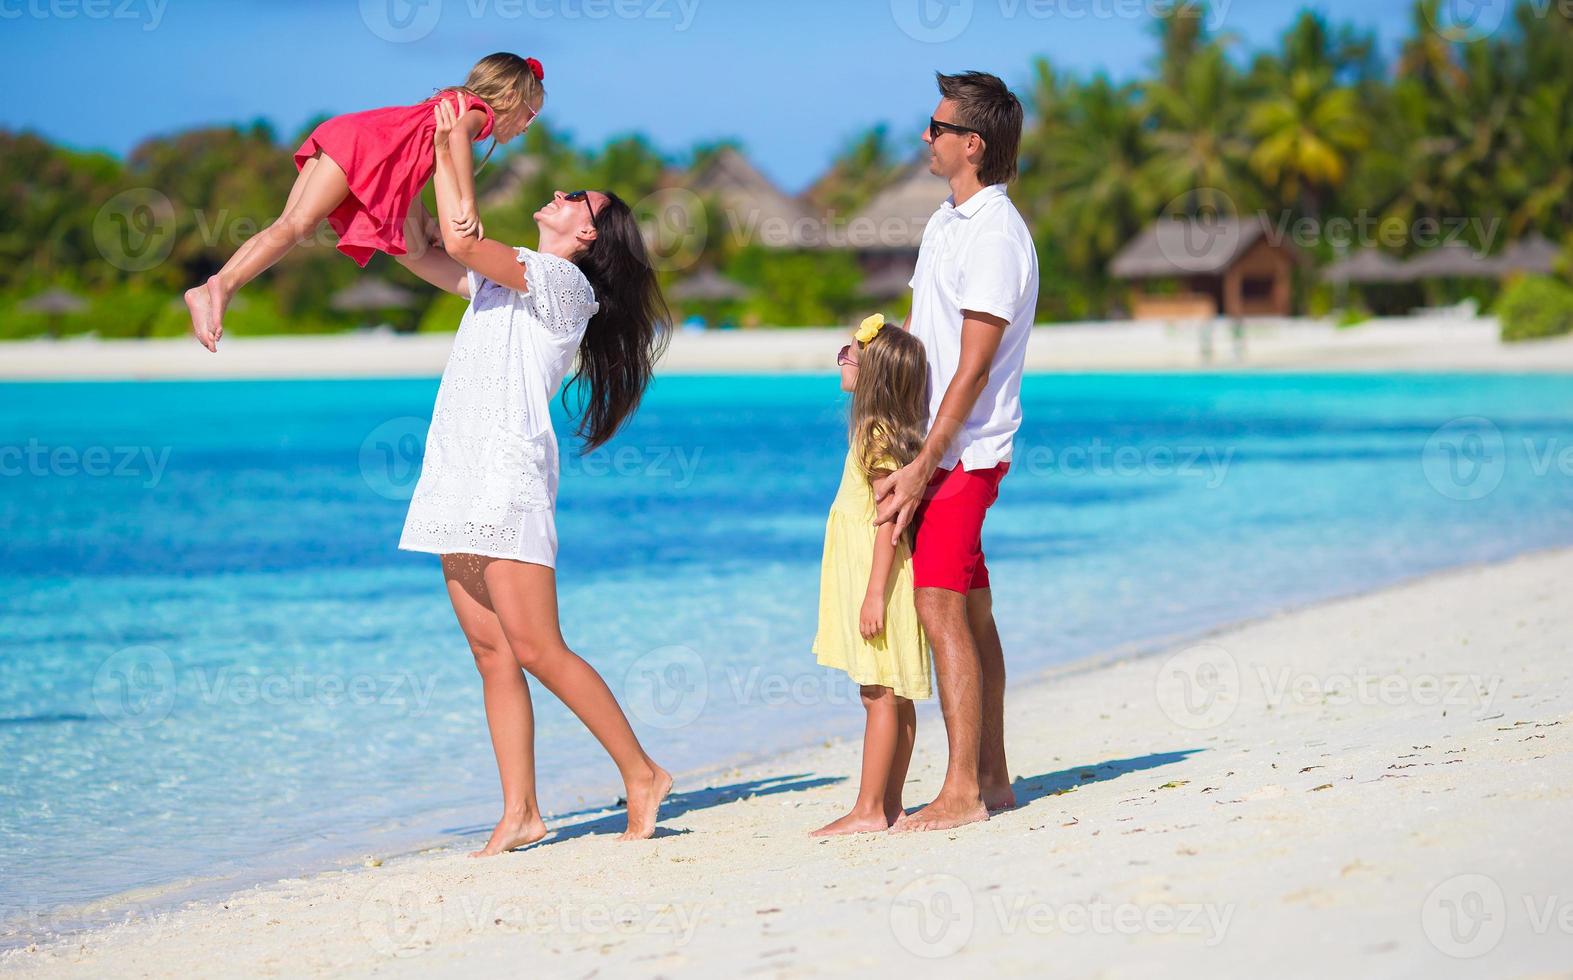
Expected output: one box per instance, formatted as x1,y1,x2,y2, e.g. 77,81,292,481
688,147,817,249
845,158,951,251
670,267,749,302
1109,216,1301,319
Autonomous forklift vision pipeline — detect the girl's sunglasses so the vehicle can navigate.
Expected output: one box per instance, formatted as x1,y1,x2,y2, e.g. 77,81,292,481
565,189,598,222
836,343,858,368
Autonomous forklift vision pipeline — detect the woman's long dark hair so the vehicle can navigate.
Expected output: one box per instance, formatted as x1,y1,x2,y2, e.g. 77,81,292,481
563,192,671,451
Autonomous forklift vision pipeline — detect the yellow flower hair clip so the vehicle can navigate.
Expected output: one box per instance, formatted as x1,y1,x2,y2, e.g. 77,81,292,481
854,313,886,345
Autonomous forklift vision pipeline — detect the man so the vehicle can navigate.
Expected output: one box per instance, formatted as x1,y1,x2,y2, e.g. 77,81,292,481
876,71,1038,833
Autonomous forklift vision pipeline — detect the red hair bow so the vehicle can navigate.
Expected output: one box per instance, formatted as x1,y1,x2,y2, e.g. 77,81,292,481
525,57,544,81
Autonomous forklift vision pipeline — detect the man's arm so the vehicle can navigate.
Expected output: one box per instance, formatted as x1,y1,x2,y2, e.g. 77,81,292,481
873,310,1006,535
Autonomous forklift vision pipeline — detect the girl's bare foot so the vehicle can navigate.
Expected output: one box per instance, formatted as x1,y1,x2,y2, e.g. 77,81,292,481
205,275,228,345
469,810,548,857
619,764,672,841
184,285,216,352
810,808,896,837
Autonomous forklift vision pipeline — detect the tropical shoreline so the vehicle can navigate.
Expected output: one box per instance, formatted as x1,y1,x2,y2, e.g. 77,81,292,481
7,545,1572,977
4,317,1573,381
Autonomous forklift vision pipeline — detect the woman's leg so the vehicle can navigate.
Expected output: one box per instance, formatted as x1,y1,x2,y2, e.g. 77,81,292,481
810,685,901,836
482,558,672,840
186,150,351,348
442,554,547,856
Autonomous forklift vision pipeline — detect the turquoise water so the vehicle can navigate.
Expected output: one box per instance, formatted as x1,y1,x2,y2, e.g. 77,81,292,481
3,371,1572,942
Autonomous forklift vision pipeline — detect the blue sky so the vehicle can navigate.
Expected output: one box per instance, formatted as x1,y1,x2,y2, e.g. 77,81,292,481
1,0,1425,191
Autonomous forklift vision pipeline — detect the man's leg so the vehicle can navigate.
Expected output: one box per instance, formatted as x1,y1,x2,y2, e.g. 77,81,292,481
969,587,1015,810
897,586,989,831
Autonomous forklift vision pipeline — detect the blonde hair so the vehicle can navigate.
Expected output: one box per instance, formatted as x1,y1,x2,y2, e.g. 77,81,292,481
445,52,546,169
849,327,929,491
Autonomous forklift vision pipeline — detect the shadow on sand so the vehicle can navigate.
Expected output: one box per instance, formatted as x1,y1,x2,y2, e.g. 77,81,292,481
1004,750,1204,809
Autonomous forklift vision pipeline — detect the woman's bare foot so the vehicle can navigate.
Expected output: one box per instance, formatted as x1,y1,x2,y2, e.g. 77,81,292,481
205,275,228,346
619,764,672,841
810,807,898,837
184,285,216,352
469,809,548,857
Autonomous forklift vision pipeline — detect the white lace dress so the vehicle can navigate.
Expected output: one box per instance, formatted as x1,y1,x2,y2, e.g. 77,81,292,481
398,246,598,567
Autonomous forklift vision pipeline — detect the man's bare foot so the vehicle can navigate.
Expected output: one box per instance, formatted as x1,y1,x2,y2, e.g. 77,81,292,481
619,764,672,840
810,808,897,837
890,795,989,833
982,782,1017,812
184,285,216,352
469,810,548,857
205,276,228,346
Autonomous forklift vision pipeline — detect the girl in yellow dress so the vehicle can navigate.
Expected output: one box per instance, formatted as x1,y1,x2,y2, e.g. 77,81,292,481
810,314,933,836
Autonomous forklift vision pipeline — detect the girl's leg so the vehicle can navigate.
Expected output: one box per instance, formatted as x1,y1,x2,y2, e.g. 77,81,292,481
810,685,901,837
481,558,672,840
885,697,917,822
442,554,548,856
188,151,351,347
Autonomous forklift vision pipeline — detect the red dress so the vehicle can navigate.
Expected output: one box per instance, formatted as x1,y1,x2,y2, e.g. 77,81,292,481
294,93,495,267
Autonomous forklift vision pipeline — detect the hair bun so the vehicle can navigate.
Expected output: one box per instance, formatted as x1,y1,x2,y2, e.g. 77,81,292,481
525,57,544,81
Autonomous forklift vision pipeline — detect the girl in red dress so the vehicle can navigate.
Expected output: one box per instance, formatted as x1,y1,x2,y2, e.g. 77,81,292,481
184,52,546,351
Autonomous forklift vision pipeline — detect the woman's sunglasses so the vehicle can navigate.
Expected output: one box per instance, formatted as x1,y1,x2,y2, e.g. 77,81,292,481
565,189,598,222
928,117,982,142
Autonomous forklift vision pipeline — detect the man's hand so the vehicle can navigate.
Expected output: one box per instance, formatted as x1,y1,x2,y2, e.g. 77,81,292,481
873,452,938,540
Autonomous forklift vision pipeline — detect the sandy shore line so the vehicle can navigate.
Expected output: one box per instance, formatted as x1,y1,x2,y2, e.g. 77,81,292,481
5,317,1573,379
7,548,1571,978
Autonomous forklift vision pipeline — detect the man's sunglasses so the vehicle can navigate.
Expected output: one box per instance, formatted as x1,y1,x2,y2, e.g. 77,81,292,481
928,117,982,142
565,189,598,223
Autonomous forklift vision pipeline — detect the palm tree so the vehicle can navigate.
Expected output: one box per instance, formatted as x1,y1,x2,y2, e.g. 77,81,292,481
1141,42,1253,207
1246,69,1369,218
1046,76,1158,273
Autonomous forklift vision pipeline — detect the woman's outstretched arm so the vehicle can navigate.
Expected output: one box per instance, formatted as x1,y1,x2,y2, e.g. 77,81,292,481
431,97,529,292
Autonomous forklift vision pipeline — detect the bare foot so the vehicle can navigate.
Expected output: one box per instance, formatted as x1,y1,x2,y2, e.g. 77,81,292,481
468,810,548,857
810,808,895,837
619,764,672,841
184,285,216,352
890,795,989,833
982,782,1018,813
205,275,228,346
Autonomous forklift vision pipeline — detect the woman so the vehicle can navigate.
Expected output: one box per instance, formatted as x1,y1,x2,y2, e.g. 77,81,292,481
395,96,672,854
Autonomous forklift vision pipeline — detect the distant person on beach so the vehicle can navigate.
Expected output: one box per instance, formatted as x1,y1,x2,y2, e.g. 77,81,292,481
874,71,1039,832
809,313,933,836
393,96,673,853
183,53,546,352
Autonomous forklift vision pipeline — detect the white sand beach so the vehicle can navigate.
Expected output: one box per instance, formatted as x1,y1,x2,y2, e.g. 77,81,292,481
6,547,1571,978
5,317,1573,379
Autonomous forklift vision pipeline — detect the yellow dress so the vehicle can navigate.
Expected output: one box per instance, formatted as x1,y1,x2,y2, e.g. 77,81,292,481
812,449,932,700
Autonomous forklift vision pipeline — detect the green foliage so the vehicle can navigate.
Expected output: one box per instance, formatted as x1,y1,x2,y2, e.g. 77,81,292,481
1496,275,1573,341
725,246,862,327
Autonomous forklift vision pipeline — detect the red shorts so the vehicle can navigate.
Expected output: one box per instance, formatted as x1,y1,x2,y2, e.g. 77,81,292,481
911,462,1009,594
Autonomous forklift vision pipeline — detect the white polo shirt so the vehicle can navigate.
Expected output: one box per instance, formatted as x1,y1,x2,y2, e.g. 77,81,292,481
908,183,1039,471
